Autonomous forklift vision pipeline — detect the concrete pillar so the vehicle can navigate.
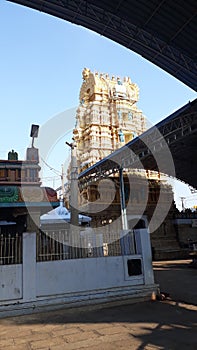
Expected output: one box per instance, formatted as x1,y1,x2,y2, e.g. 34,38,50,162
22,232,36,302
134,229,154,285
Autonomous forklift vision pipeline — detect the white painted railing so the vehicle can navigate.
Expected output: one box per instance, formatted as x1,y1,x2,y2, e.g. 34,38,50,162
37,228,136,261
0,233,22,265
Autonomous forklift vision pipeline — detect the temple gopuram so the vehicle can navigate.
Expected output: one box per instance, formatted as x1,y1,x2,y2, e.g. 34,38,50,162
73,68,146,172
68,68,185,260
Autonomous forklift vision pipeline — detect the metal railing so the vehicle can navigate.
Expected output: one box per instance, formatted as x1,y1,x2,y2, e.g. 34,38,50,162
37,228,136,262
37,229,70,261
0,229,137,264
0,233,22,265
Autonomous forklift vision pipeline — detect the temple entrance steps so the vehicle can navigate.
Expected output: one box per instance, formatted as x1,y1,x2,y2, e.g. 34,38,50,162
153,248,189,261
151,236,189,261
151,238,180,249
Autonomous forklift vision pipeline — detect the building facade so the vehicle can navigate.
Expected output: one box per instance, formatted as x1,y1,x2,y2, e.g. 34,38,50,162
0,148,59,237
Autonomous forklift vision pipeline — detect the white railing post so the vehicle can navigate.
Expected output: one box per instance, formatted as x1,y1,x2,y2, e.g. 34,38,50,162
22,232,36,302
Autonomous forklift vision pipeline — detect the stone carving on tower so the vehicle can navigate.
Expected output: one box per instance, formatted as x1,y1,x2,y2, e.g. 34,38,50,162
73,68,146,173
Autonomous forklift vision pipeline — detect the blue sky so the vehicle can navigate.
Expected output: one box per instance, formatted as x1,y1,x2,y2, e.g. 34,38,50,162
1,1,197,208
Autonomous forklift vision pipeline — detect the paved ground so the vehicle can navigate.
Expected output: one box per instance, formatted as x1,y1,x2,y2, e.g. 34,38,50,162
153,259,197,305
0,260,196,350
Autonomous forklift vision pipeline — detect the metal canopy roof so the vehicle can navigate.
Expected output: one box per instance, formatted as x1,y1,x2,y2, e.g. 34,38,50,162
8,0,197,91
78,98,197,190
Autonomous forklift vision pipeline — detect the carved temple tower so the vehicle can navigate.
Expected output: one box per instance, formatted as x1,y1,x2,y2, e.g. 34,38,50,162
73,68,146,172
68,68,181,260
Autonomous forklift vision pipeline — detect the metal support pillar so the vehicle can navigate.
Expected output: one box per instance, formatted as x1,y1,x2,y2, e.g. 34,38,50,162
66,141,79,227
119,167,128,230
